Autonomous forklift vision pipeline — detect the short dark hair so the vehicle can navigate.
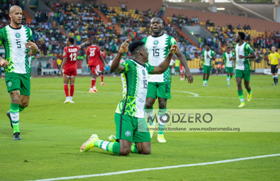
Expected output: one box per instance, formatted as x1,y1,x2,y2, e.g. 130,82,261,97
68,37,75,45
238,32,245,40
128,41,145,54
205,43,211,47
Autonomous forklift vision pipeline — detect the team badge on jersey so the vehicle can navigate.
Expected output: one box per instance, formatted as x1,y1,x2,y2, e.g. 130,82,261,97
153,40,159,45
142,69,146,76
125,131,131,137
8,82,12,87
15,33,20,38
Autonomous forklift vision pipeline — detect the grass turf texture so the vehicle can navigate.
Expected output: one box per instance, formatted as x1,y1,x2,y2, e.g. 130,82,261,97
0,75,279,181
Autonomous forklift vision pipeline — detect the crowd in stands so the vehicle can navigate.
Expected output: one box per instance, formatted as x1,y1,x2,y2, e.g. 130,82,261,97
171,14,200,27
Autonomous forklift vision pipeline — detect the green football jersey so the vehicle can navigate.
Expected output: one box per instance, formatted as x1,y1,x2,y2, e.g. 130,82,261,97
115,59,154,118
0,25,33,74
142,34,176,83
222,52,234,68
202,50,215,66
235,42,253,71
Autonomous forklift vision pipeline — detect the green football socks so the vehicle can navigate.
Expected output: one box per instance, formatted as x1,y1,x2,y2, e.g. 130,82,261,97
158,108,167,135
227,76,230,85
10,103,20,133
131,143,138,153
19,104,25,112
238,90,244,103
145,106,154,126
94,140,120,155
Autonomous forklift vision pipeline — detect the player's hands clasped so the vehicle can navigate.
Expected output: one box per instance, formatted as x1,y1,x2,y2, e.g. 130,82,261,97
119,39,129,54
25,40,37,50
170,45,178,55
0,58,9,67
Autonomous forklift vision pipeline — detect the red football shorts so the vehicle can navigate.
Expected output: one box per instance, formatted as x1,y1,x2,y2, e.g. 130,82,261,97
180,64,184,73
63,68,77,78
90,65,102,75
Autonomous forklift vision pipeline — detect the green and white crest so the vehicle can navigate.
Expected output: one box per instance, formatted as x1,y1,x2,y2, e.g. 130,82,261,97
125,131,131,137
8,82,12,87
153,40,159,45
15,33,21,38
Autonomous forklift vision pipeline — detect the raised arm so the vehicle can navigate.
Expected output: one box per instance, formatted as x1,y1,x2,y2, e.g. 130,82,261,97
110,39,129,73
175,48,193,83
79,40,89,48
152,45,177,74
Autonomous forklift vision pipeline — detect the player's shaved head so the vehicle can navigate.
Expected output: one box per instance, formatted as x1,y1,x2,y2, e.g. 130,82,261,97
9,5,23,27
271,46,276,52
9,5,22,14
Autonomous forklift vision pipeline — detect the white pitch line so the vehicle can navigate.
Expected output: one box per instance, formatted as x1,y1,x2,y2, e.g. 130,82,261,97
31,153,280,181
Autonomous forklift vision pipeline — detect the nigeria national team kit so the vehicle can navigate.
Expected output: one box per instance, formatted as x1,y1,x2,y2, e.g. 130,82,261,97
142,34,177,99
234,42,253,106
142,33,177,140
235,42,253,81
0,25,33,95
115,60,154,143
0,25,33,138
223,51,234,86
223,51,234,74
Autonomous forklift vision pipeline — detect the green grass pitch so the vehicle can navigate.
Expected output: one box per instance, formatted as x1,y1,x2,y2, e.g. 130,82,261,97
0,75,279,181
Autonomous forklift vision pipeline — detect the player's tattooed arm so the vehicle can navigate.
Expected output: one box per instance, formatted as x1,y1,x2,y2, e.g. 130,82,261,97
174,46,193,83
110,39,129,73
10,90,20,104
0,57,9,67
153,45,177,74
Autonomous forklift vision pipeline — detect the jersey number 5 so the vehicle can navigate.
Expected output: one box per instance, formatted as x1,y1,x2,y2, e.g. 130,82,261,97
70,53,77,61
16,39,21,48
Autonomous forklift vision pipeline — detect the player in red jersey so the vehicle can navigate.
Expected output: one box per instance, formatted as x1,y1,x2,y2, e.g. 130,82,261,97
180,63,185,80
61,37,88,103
86,39,107,93
100,46,107,85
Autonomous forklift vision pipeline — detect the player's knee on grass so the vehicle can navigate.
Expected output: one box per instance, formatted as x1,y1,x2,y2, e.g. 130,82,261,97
119,146,131,155
136,142,151,154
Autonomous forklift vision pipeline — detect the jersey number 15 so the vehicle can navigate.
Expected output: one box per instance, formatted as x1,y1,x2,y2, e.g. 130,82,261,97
152,49,159,57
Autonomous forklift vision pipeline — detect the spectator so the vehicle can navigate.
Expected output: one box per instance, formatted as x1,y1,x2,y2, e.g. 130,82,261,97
37,62,42,75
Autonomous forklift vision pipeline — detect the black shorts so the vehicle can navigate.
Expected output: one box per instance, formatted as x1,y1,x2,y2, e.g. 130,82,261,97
271,65,278,74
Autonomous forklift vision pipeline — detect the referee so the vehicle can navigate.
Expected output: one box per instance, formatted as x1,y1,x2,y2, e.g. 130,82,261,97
268,46,280,85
